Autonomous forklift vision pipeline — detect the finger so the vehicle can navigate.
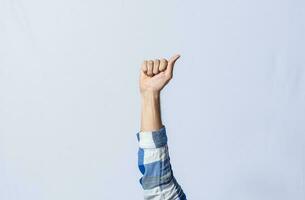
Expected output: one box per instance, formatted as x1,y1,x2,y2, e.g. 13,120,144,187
169,54,181,63
165,54,180,77
159,58,168,72
141,60,148,72
153,59,160,75
140,60,148,78
147,60,154,76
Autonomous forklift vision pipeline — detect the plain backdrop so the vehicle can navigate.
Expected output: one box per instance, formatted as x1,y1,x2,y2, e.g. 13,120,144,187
1,0,305,199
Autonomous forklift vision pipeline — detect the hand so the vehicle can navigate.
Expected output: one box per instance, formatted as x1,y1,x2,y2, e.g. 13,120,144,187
139,54,181,95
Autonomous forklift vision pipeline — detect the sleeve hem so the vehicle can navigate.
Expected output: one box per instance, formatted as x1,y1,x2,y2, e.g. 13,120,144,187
136,125,168,149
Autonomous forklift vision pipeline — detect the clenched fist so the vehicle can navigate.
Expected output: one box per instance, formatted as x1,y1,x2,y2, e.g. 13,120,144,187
139,54,180,94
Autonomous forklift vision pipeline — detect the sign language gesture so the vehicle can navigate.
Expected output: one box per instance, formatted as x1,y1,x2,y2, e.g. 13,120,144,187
139,54,181,94
137,54,186,199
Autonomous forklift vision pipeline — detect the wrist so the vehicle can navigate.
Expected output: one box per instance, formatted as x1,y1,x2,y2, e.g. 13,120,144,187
140,90,160,100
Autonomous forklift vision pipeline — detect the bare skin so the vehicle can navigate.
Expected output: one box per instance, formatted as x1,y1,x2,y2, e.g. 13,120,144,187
139,54,180,132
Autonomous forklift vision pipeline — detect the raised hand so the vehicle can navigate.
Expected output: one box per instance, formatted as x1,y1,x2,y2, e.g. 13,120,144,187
139,54,181,94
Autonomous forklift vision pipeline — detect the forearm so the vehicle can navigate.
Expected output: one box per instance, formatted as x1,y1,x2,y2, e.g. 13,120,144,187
140,91,163,132
137,91,186,200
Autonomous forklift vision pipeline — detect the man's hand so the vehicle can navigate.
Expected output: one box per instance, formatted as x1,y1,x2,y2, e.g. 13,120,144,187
139,54,181,95
139,54,180,131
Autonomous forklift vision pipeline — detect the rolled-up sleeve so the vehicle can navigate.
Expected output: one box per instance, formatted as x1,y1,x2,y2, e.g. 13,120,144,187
136,125,187,200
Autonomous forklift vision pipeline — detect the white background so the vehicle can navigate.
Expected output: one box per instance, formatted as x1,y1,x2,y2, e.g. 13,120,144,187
0,0,305,199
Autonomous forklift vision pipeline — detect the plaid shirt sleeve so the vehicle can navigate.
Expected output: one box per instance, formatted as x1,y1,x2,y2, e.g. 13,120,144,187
136,125,187,200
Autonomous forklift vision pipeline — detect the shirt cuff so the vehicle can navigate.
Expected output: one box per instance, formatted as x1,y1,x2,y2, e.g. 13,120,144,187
136,125,168,149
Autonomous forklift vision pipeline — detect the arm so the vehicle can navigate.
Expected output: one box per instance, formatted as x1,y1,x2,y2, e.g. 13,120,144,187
136,54,186,200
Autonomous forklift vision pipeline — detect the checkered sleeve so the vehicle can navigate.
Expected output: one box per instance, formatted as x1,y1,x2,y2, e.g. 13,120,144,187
136,125,187,200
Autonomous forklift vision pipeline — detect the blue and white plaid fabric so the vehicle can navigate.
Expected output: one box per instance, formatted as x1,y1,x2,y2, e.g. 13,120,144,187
136,125,187,200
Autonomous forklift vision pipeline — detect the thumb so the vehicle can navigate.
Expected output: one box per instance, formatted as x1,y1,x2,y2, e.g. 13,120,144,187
165,54,181,77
